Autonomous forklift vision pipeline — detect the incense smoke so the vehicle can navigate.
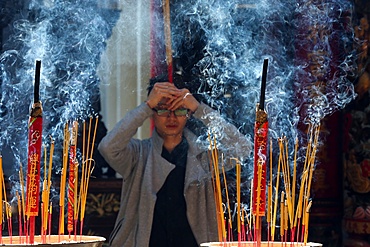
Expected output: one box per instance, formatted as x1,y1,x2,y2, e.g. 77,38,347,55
0,1,119,185
155,0,358,235
160,0,357,173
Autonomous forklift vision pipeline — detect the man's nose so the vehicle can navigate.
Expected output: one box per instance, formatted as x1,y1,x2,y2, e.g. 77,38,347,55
167,111,177,118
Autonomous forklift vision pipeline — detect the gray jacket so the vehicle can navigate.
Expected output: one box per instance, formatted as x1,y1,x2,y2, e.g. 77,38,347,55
98,102,251,247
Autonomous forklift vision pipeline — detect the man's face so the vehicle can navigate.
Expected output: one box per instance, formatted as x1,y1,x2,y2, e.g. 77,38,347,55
152,106,188,139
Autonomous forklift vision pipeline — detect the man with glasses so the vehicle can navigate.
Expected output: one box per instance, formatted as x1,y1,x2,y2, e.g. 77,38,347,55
98,80,251,247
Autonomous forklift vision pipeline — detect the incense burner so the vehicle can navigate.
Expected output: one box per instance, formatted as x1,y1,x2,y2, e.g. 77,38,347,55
200,242,322,247
0,235,105,246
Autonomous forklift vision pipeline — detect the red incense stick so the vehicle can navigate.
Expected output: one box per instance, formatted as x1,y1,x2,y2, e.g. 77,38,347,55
25,60,43,244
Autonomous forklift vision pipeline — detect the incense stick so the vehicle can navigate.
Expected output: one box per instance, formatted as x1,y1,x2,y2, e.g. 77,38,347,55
0,155,3,244
19,165,26,242
221,160,233,241
236,159,241,243
16,191,22,244
59,122,70,239
162,0,173,82
207,132,226,242
79,117,99,238
267,138,273,242
271,138,282,241
68,121,78,238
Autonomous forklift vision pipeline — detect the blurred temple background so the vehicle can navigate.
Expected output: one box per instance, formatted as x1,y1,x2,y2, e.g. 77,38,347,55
1,0,370,246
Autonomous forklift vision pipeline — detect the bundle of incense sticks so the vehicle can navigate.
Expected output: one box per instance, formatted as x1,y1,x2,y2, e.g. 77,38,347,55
207,132,226,242
0,61,101,244
78,117,99,240
208,123,321,246
0,117,99,245
59,116,99,242
0,157,14,245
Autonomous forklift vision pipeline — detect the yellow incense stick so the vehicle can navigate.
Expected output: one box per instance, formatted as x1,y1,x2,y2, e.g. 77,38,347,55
83,121,86,161
1,163,10,229
0,155,3,224
214,137,226,241
19,165,26,224
284,200,288,233
162,0,173,69
79,162,86,222
71,122,79,222
281,137,293,227
89,117,99,161
45,139,54,233
74,161,79,220
280,191,284,238
81,160,95,224
292,137,298,223
6,202,11,226
271,139,282,241
294,170,308,228
1,157,8,218
44,146,47,181
249,180,253,235
222,160,233,236
236,159,241,237
303,200,312,244
267,181,272,224
42,180,47,232
303,125,320,223
255,161,263,230
285,138,293,225
85,117,92,169
59,168,65,234
267,138,272,225
48,139,54,192
16,191,21,226
211,134,225,241
207,132,223,241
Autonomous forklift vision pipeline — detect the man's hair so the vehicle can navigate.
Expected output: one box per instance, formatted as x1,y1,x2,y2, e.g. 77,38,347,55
147,74,169,96
147,74,203,103
147,74,189,95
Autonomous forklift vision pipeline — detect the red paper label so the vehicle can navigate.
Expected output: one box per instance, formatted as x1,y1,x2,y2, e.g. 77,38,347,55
26,116,42,216
252,121,268,216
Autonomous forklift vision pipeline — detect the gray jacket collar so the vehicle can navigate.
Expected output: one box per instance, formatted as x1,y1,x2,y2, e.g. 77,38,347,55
151,128,211,186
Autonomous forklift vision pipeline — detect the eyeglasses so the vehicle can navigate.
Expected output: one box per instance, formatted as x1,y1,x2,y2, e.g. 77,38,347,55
152,108,190,117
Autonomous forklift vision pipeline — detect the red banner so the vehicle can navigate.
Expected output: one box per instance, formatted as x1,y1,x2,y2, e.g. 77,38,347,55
252,118,268,216
26,116,42,217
